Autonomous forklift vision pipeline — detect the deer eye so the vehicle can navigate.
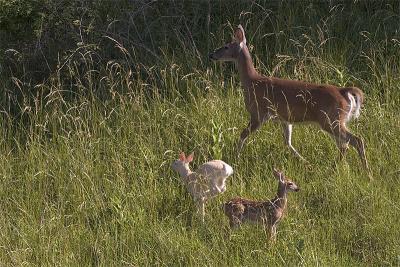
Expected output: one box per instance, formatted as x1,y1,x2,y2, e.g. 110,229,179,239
224,46,229,50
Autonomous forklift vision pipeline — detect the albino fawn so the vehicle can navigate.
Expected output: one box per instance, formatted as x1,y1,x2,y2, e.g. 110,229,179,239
209,25,368,169
171,152,233,222
223,169,299,242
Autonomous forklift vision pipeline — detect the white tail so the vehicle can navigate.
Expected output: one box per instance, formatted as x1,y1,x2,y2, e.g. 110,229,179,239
209,25,368,169
171,151,233,222
349,91,362,119
223,169,299,242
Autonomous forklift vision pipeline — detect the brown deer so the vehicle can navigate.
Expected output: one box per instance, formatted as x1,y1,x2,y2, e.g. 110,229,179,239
209,25,368,169
223,169,299,242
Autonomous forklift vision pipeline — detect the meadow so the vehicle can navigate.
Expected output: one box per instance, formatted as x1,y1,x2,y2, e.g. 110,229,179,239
0,1,399,266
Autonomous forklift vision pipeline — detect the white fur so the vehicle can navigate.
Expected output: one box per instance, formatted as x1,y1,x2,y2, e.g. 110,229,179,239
345,93,355,123
353,93,361,118
171,155,233,222
345,93,361,123
283,123,306,161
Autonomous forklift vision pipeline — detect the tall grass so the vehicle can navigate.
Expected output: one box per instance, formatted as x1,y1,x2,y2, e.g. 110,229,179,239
0,1,400,266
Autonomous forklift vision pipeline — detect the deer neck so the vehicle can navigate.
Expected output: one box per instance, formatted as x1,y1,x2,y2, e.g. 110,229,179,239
236,46,259,88
273,183,288,210
178,166,193,180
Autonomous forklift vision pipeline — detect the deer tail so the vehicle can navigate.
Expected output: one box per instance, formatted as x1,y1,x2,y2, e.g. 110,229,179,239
340,86,364,120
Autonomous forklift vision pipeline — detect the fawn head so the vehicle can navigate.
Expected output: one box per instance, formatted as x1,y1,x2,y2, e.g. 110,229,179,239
171,152,194,175
209,25,246,62
273,168,300,192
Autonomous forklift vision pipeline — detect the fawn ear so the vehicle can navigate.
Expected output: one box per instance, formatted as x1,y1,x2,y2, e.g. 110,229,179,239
179,152,186,161
186,152,194,163
273,168,284,182
234,25,246,45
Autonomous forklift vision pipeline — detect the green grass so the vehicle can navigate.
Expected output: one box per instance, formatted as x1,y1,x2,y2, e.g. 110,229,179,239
0,82,399,266
1,1,400,266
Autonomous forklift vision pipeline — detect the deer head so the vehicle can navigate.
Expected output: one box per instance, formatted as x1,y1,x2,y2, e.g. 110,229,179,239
273,168,300,192
171,152,194,178
209,25,247,62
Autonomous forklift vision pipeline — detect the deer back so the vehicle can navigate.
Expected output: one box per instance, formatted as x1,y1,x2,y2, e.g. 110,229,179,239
223,197,279,225
196,160,233,181
247,77,350,124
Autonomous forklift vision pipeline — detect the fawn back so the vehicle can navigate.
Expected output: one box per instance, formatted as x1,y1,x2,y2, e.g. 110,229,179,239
171,152,233,201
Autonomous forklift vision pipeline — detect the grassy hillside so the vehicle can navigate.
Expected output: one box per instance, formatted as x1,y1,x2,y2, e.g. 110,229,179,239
0,1,399,266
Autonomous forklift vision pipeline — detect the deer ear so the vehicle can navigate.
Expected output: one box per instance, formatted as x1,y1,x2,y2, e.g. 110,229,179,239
234,25,246,45
179,152,186,161
186,152,194,163
273,168,284,182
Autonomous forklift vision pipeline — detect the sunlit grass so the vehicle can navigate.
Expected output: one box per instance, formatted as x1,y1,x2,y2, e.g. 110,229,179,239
0,80,399,265
0,2,400,266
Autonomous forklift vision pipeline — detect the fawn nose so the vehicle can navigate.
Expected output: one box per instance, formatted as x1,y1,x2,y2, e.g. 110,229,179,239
209,53,215,60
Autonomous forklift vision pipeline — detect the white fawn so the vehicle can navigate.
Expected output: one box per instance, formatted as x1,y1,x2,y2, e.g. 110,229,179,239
223,169,299,242
209,25,368,169
171,152,233,222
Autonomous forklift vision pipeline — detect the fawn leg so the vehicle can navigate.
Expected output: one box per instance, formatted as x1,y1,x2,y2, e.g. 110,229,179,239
229,216,241,229
201,201,205,223
269,224,277,243
196,199,206,223
210,178,225,195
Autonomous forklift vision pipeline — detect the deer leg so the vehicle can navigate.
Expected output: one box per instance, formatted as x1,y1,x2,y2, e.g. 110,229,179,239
206,185,225,201
201,200,205,223
212,184,226,195
210,178,225,195
344,131,368,169
237,118,262,154
321,120,346,160
333,135,349,161
220,183,227,193
269,224,277,243
282,123,307,161
324,122,368,169
196,199,206,223
229,219,239,229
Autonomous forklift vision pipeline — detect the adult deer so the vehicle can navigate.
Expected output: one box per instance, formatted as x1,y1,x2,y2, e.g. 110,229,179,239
209,25,368,169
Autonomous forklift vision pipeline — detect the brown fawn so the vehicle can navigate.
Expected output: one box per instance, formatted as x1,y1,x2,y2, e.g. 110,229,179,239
209,25,368,169
223,169,299,242
171,152,234,223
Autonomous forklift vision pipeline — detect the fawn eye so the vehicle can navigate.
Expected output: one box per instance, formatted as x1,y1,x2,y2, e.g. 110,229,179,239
224,46,229,50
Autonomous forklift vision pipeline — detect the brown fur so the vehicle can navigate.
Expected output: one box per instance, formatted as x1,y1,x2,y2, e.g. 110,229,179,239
223,169,299,241
209,25,368,168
